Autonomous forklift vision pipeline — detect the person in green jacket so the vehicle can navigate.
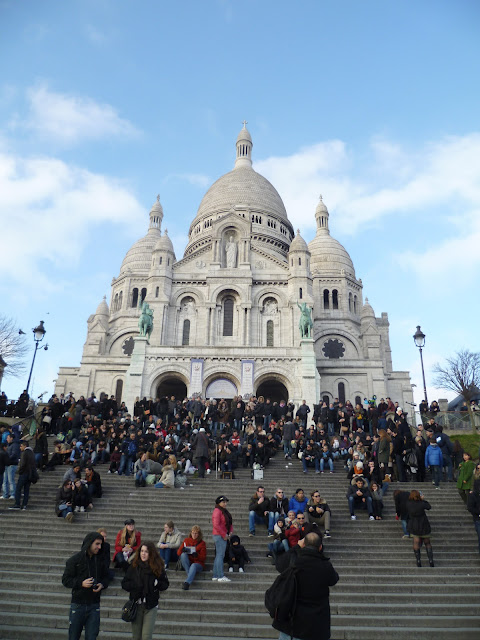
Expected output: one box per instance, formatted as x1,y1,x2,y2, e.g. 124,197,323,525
457,452,476,503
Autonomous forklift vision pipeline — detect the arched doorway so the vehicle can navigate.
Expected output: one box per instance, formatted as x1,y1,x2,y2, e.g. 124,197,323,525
205,378,238,399
256,380,289,404
157,377,187,400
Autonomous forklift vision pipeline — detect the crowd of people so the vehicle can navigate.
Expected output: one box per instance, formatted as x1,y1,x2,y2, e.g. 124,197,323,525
2,387,480,640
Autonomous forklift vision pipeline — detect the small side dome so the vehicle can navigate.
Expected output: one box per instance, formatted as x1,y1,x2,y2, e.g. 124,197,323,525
289,229,309,253
361,298,375,318
154,229,175,254
95,296,109,316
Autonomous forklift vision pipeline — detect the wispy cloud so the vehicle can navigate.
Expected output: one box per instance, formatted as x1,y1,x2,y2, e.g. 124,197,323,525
0,150,145,291
165,172,211,188
85,24,110,45
22,84,140,144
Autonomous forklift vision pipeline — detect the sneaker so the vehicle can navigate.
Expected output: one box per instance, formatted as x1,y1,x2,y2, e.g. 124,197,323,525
66,512,74,523
107,470,112,474
401,534,410,539
267,533,274,537
206,469,211,474
8,505,21,510
435,486,441,490
211,577,218,581
350,515,357,520
75,506,80,513
80,506,85,512
239,568,244,573
330,471,334,474
266,552,273,558
182,582,189,590
0,496,6,500
369,515,375,520
217,576,231,582
21,506,27,511
249,532,255,537
228,567,234,573
324,531,331,539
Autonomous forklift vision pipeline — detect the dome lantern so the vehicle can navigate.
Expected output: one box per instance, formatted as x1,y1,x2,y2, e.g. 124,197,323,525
235,120,253,169
149,194,163,231
315,195,329,233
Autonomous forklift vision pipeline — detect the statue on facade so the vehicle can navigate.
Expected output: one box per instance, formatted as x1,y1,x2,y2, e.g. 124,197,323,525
297,301,313,339
138,301,154,339
225,235,237,268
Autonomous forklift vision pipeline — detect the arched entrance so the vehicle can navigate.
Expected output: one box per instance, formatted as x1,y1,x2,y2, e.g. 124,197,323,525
156,377,187,400
256,379,289,403
205,378,238,399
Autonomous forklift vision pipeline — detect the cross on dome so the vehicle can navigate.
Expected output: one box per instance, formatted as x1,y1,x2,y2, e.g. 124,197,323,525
242,120,248,128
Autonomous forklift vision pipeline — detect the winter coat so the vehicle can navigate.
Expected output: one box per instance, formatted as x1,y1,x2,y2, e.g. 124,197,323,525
425,444,443,467
55,485,74,516
212,506,233,538
192,432,210,460
158,464,175,488
227,535,251,564
306,497,331,522
467,490,480,522
157,528,182,549
406,499,431,536
272,546,339,640
285,526,301,548
249,494,271,517
62,532,110,604
114,530,142,557
457,460,476,491
177,536,207,568
288,494,308,513
18,446,35,476
122,561,169,610
394,491,410,520
269,495,289,515
377,438,390,465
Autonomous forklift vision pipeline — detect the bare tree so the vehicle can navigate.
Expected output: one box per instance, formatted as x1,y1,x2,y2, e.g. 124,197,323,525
0,314,29,382
433,349,480,433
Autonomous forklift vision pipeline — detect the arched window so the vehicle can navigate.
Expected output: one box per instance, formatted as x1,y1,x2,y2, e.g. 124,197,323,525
322,395,330,405
299,287,303,299
223,297,234,336
298,257,302,266
355,395,362,407
338,382,345,404
354,295,358,314
323,289,330,310
113,293,118,312
182,319,190,345
332,289,338,310
140,288,147,304
115,379,123,404
118,291,123,309
266,320,274,347
348,292,353,312
131,288,138,308
155,286,159,298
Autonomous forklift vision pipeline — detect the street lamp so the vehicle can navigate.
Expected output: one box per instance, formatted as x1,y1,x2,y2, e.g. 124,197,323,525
413,325,428,406
26,321,48,394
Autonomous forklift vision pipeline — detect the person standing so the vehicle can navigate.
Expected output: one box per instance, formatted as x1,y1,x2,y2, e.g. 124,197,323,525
9,438,35,510
122,542,169,640
406,490,434,567
467,474,480,554
2,433,19,500
457,452,476,503
192,427,210,478
62,532,110,640
212,495,233,582
266,530,339,640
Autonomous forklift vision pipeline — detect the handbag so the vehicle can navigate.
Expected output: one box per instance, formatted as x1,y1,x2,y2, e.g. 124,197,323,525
121,599,138,622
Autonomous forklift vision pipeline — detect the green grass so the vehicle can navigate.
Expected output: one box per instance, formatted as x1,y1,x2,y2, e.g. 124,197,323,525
448,433,480,460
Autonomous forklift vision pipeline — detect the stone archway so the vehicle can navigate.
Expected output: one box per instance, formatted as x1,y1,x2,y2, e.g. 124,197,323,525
157,377,187,400
256,379,289,404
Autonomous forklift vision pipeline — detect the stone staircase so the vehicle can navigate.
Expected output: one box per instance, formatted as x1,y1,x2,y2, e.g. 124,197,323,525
1,454,479,640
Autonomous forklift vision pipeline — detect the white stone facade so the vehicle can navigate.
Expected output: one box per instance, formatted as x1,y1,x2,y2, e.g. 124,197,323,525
55,125,413,412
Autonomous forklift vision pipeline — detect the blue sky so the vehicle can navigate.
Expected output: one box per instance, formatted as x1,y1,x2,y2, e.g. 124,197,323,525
1,0,479,405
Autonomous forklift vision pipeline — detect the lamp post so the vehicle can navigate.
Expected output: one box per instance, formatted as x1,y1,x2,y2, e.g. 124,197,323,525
413,325,428,406
26,321,48,394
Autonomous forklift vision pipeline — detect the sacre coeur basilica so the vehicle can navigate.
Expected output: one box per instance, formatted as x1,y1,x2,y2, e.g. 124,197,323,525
55,124,413,412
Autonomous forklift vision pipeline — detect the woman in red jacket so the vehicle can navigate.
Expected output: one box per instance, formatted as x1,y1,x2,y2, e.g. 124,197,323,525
177,525,207,590
211,495,233,582
114,518,142,570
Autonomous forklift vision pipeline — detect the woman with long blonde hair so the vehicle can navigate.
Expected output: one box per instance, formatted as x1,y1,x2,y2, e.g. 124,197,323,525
114,519,142,570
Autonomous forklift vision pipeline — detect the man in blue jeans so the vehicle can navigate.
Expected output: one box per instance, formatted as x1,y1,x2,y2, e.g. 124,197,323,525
62,531,110,640
347,478,374,520
248,486,270,536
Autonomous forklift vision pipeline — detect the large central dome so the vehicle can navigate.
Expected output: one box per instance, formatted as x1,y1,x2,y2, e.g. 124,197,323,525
195,165,288,222
184,124,293,259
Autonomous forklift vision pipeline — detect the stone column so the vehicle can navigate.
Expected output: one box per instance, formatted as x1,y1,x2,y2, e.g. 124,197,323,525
124,336,148,414
300,338,318,414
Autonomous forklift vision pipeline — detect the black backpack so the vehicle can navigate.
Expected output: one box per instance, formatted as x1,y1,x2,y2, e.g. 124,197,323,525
264,566,299,624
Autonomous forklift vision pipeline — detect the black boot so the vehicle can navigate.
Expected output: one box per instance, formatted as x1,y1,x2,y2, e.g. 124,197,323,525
414,549,422,567
426,547,434,567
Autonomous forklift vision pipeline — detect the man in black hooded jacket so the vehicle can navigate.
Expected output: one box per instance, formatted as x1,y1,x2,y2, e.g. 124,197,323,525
62,531,110,640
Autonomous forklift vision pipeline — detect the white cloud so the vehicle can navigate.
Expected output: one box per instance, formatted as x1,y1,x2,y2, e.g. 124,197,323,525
0,151,145,291
24,84,140,144
166,173,211,188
